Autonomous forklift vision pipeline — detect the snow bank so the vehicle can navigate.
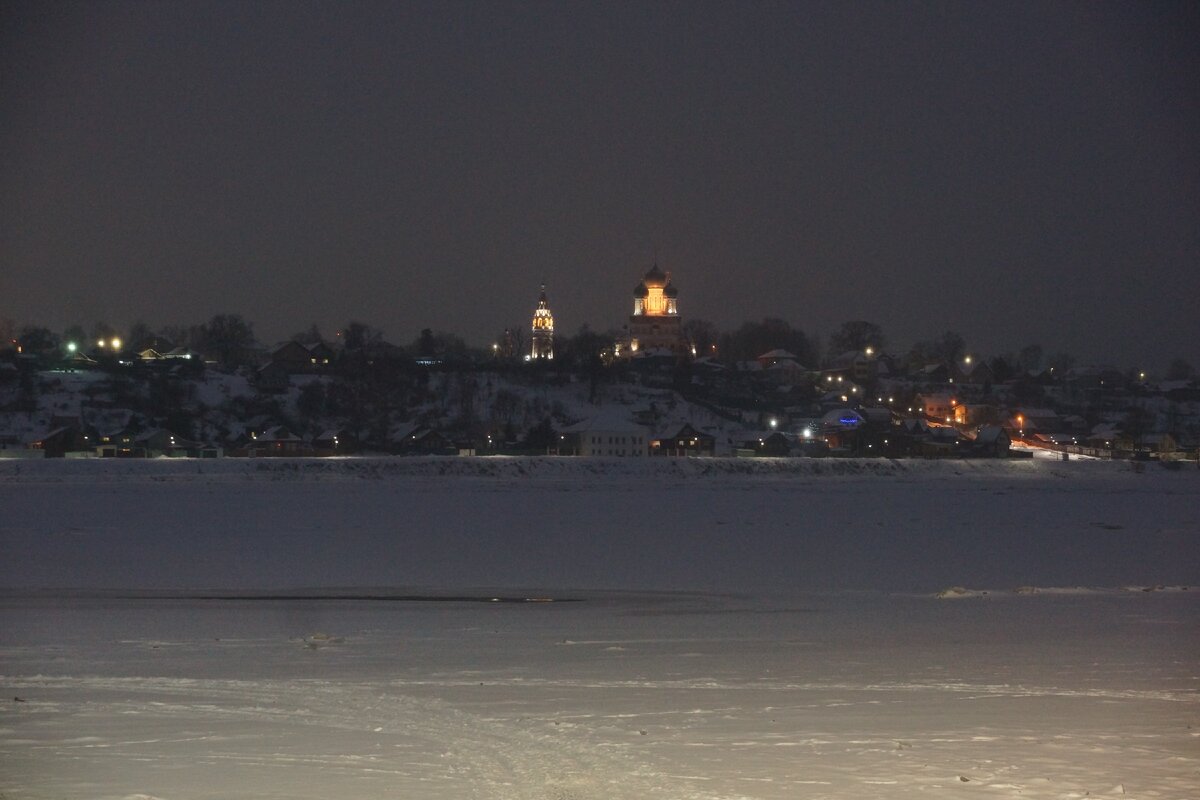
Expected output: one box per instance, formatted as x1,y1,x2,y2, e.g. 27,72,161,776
0,453,1173,484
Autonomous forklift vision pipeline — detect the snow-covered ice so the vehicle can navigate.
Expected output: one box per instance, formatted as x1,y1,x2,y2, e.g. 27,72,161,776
1,457,1197,798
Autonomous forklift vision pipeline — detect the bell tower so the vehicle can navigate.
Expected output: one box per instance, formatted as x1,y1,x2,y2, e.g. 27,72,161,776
530,284,554,360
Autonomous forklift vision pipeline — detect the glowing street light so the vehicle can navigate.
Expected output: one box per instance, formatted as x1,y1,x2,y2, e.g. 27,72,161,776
66,342,77,353
110,337,122,350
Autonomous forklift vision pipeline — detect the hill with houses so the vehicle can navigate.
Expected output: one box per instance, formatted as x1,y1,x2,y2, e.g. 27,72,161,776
1,333,1198,463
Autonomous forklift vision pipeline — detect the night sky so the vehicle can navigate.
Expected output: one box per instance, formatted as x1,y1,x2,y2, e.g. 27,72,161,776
3,1,1197,370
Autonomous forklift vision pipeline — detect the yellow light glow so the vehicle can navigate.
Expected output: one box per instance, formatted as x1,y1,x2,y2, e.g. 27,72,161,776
642,285,667,315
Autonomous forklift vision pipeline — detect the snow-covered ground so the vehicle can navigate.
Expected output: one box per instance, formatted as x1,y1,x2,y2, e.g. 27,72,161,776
1,457,1198,799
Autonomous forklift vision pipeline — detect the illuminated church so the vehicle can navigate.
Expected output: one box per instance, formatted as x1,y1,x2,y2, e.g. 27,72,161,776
529,284,554,360
625,263,690,357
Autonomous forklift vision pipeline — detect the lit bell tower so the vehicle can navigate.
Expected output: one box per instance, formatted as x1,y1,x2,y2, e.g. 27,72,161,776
530,284,554,360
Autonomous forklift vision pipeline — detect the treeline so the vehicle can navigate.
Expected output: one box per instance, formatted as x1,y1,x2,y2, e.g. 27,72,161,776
2,314,1195,381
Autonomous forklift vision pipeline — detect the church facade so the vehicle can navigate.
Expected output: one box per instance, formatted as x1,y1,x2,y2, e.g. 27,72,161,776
624,263,690,357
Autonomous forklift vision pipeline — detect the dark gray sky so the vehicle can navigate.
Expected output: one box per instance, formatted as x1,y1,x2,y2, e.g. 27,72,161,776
3,1,1197,369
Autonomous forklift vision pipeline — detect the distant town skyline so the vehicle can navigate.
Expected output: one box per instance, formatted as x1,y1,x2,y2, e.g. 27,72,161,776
2,1,1197,371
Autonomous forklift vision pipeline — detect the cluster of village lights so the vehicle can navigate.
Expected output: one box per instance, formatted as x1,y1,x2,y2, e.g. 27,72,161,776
64,338,122,353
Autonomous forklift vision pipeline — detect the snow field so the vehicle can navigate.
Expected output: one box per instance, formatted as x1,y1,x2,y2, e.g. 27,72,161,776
1,458,1197,798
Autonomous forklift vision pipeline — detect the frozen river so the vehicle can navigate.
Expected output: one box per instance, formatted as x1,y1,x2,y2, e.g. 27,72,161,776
1,457,1197,798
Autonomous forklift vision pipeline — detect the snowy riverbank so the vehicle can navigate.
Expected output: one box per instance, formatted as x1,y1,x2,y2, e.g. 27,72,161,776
0,451,1177,484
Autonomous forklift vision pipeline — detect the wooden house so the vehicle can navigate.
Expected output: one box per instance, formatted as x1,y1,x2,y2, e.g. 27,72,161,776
650,424,716,457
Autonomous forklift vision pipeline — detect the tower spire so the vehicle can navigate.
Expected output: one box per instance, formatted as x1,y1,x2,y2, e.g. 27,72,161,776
530,282,554,360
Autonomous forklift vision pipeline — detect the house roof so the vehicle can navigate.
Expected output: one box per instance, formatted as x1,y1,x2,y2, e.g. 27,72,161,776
258,425,303,442
388,422,423,442
975,425,1008,444
653,423,714,441
560,410,645,434
820,408,864,429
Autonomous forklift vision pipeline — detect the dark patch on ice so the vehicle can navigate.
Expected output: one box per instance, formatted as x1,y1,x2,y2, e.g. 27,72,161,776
622,606,821,617
169,594,582,603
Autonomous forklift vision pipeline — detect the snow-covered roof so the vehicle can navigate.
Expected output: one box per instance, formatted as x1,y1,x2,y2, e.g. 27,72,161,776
975,426,1008,444
388,422,422,442
560,410,646,434
259,426,303,442
820,409,864,428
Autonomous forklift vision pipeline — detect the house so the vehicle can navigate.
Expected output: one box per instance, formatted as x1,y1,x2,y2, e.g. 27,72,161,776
897,419,967,457
162,347,202,361
560,413,649,457
1135,433,1179,455
818,373,864,404
757,349,803,369
763,359,808,386
650,423,716,457
953,403,997,428
819,408,864,451
254,361,291,393
916,393,957,423
737,431,792,457
391,423,454,455
970,425,1011,457
27,426,89,458
307,341,337,366
824,350,876,384
130,335,177,355
953,359,994,386
1009,408,1063,435
313,428,358,456
65,351,99,370
243,426,313,458
916,362,950,385
267,340,336,375
1085,424,1121,450
95,428,203,458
